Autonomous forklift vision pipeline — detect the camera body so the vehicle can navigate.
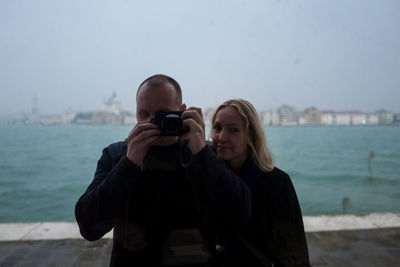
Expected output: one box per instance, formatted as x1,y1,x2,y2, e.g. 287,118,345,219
151,110,185,136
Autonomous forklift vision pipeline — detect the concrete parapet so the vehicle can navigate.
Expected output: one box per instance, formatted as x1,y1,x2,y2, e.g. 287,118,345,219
303,212,400,232
1,212,399,241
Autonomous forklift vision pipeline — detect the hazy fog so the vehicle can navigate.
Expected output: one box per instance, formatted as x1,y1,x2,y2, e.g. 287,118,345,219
1,0,399,115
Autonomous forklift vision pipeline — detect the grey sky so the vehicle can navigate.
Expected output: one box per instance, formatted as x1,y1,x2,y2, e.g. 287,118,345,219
1,0,399,114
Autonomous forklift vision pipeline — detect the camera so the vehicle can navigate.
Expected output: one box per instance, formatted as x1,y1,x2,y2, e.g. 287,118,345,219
151,110,187,136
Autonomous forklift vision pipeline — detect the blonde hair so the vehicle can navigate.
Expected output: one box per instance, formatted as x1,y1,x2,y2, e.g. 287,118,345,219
211,99,275,172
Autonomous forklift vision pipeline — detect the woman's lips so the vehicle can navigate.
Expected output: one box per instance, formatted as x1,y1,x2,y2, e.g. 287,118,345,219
217,146,231,151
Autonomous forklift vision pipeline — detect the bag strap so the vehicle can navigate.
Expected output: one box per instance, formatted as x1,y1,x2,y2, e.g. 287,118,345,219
234,230,274,267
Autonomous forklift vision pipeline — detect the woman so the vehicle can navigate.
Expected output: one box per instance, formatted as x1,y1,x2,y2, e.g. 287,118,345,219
210,99,310,267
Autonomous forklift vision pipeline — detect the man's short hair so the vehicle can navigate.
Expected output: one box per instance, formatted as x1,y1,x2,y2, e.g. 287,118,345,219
136,74,182,105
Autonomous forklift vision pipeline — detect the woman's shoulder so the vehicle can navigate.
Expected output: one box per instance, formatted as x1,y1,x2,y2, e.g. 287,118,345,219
268,166,290,178
260,166,289,177
260,166,292,186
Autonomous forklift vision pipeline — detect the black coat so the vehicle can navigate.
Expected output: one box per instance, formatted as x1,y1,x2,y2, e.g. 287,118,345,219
222,157,310,267
75,141,252,266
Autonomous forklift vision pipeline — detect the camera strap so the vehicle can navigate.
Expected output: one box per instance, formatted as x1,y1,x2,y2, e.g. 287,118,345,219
234,229,274,267
179,139,192,168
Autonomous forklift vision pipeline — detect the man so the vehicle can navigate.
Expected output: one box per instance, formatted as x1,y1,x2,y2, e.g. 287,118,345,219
75,74,252,266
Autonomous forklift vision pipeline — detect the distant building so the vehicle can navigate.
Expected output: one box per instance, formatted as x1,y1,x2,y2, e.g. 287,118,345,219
71,111,127,125
348,111,366,125
62,92,134,125
348,111,378,125
335,112,352,125
72,112,93,124
277,105,297,125
366,113,379,125
296,111,306,126
12,95,396,127
321,111,335,125
36,114,63,125
62,109,77,124
321,111,379,126
102,92,122,115
304,107,322,125
260,110,280,125
321,111,352,126
377,110,394,125
394,113,400,125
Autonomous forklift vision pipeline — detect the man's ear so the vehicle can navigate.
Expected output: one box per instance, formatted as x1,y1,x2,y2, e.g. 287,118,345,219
181,104,187,111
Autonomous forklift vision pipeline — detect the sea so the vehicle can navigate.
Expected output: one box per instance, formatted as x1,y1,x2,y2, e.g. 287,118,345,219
0,124,399,223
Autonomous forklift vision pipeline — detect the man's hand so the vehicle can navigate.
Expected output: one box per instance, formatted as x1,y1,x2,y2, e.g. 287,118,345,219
181,107,206,154
126,122,161,166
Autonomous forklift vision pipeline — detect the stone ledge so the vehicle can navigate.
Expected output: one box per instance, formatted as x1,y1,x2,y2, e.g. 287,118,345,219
1,212,399,241
0,222,113,241
303,212,400,232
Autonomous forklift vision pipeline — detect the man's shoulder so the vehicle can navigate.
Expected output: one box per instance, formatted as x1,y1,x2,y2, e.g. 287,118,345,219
103,141,127,159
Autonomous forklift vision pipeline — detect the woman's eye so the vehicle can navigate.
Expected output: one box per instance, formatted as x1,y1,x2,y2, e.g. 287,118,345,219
229,127,238,133
213,125,221,131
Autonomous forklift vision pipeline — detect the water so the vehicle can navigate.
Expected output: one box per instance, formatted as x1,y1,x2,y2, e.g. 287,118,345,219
265,126,400,216
0,125,399,223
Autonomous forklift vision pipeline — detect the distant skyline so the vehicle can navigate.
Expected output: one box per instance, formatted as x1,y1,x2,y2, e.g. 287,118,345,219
12,92,400,116
1,0,399,115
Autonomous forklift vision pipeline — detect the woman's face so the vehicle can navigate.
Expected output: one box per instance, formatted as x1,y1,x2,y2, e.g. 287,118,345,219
211,106,248,170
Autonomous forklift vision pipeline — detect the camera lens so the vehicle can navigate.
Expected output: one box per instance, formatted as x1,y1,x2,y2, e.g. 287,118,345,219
166,119,179,132
162,114,182,135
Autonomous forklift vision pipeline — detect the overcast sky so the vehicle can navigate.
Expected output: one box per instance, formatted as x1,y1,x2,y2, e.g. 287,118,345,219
1,0,399,115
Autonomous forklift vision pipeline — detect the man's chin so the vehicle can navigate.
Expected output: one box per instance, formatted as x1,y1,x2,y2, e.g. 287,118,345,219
154,136,179,146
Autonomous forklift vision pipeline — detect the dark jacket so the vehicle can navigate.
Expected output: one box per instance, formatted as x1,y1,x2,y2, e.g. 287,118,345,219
222,157,310,267
75,141,252,266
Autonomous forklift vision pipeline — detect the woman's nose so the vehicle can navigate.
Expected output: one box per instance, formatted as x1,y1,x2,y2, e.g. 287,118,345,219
219,129,228,142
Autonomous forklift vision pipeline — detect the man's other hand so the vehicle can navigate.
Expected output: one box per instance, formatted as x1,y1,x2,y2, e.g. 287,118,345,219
126,122,161,166
181,107,206,154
